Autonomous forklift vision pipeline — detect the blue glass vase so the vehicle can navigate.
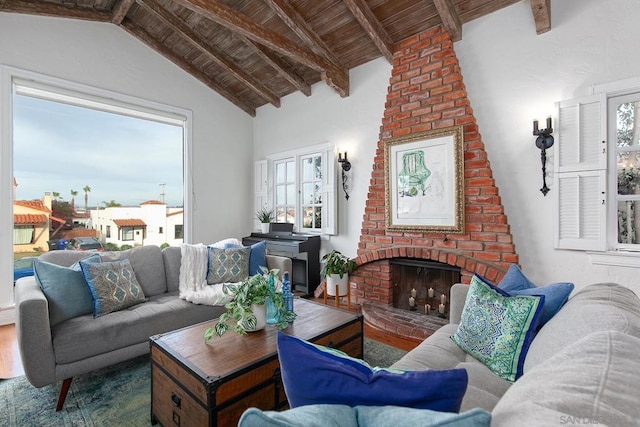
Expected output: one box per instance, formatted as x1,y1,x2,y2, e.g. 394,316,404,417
282,271,294,314
266,273,279,324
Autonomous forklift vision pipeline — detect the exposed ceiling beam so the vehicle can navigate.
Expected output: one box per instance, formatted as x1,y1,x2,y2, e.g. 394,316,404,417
238,35,312,97
140,0,280,108
341,0,394,63
121,20,256,117
111,0,135,25
172,0,349,97
262,0,343,69
432,0,462,42
530,0,551,34
0,0,110,21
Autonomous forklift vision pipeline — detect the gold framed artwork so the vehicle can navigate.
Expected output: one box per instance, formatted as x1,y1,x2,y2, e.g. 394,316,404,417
384,126,465,233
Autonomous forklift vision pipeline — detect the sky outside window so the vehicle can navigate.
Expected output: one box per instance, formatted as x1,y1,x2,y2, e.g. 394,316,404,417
13,94,184,208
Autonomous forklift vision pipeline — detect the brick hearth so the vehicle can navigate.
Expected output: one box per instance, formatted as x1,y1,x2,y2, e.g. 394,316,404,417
362,301,448,342
352,25,518,336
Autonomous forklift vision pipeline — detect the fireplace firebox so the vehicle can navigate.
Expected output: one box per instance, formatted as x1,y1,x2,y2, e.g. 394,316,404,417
391,258,461,319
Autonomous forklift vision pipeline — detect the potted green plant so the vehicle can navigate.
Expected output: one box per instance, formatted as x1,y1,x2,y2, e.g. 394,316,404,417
321,250,358,297
256,207,275,233
204,269,296,342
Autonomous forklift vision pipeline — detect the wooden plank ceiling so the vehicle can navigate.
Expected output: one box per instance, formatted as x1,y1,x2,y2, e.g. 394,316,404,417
0,0,551,116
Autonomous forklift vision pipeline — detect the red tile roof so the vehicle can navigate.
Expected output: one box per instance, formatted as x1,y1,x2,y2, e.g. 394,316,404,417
14,200,51,213
167,210,184,217
14,214,47,224
140,200,164,205
113,219,147,227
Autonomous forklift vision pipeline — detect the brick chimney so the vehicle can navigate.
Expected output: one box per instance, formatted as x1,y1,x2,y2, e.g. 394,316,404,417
352,26,518,307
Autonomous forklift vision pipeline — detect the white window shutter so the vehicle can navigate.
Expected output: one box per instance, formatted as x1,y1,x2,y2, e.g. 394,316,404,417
554,169,606,250
255,160,268,194
254,160,268,230
322,148,337,235
554,94,607,250
556,93,607,172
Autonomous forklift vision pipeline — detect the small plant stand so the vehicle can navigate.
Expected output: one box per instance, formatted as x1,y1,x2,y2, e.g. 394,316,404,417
323,280,351,310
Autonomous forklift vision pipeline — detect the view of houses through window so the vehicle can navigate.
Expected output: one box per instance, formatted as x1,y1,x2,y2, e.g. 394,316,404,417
12,82,185,280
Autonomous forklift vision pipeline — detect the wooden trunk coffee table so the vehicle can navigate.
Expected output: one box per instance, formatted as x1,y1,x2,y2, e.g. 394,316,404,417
150,299,363,427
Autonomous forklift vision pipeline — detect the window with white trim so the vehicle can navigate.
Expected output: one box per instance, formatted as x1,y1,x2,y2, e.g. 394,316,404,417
256,144,336,235
555,77,640,253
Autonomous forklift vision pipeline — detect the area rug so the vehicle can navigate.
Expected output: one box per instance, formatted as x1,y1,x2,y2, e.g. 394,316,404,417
0,338,407,426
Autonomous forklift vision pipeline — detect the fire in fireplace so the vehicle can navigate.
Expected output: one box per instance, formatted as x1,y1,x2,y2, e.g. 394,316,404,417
391,258,461,319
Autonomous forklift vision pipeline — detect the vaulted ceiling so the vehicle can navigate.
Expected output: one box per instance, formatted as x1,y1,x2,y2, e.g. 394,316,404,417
0,0,551,116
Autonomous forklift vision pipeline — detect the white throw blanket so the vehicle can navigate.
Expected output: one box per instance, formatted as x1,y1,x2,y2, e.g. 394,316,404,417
178,238,243,306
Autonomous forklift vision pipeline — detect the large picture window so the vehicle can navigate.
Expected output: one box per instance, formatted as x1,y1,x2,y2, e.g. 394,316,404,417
2,67,193,310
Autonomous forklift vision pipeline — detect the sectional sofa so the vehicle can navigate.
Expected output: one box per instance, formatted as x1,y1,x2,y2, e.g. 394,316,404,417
240,279,640,426
391,281,640,425
14,244,291,411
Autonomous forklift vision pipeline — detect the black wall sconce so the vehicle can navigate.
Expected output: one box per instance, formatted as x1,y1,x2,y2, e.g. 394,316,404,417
338,152,351,200
533,117,554,196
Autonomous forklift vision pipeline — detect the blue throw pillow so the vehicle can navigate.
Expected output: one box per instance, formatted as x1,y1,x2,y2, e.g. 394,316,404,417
276,332,468,412
355,406,491,426
498,264,574,326
80,258,146,317
239,405,491,427
239,405,357,427
452,275,544,382
224,241,267,276
33,254,101,326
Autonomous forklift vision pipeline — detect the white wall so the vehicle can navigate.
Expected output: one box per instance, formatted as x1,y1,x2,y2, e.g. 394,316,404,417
255,0,640,295
254,57,392,258
0,13,253,315
455,0,640,295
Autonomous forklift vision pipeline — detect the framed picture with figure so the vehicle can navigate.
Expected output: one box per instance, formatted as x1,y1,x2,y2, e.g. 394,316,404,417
384,126,465,233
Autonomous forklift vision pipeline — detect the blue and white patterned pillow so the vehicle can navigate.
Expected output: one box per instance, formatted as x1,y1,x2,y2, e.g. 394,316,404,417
79,258,146,317
207,247,250,284
224,240,267,276
452,274,544,382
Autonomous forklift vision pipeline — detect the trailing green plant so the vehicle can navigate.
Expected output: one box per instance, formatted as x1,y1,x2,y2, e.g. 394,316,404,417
255,207,276,224
320,250,358,279
204,268,296,342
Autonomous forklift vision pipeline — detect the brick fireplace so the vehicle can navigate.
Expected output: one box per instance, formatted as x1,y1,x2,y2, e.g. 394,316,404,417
351,26,518,337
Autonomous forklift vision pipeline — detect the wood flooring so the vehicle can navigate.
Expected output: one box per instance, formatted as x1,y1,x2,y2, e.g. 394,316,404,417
0,324,25,378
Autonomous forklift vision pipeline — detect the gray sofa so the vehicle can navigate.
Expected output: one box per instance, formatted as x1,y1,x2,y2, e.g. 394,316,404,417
14,244,291,411
391,282,640,426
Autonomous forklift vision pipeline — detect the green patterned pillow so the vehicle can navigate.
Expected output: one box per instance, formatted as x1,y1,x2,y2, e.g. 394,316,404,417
452,274,544,382
79,258,146,317
207,247,250,284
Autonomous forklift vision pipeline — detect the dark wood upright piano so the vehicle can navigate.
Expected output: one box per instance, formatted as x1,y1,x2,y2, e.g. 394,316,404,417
243,228,321,295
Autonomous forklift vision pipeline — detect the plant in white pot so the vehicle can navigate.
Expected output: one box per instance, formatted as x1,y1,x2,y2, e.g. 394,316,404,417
256,207,275,233
203,269,296,342
321,251,358,297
